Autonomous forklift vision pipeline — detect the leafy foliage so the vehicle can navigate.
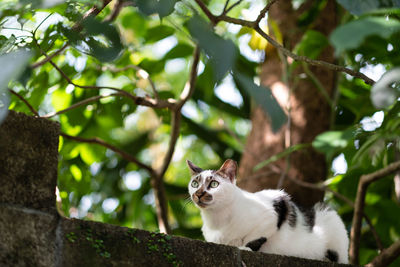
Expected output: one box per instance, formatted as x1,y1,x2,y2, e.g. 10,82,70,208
0,1,400,265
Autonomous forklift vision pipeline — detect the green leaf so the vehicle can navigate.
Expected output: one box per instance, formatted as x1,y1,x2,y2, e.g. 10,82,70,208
187,15,237,82
0,50,31,125
70,164,82,182
234,72,286,132
0,34,16,54
145,25,175,43
52,88,72,111
82,17,123,62
134,0,178,18
294,30,328,59
330,17,400,54
312,128,355,159
254,143,310,171
337,0,400,16
370,68,400,109
336,0,380,15
163,43,193,60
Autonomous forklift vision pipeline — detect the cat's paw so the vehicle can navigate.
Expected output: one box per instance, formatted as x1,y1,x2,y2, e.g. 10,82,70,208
239,246,252,251
245,237,267,252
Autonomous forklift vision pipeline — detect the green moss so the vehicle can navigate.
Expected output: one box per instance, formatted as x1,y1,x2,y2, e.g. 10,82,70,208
145,231,182,267
124,229,141,244
66,232,77,243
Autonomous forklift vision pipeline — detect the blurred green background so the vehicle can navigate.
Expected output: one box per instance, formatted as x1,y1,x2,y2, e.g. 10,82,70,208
1,0,400,265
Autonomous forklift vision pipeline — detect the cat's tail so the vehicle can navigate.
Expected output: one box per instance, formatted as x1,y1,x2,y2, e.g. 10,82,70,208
314,203,349,264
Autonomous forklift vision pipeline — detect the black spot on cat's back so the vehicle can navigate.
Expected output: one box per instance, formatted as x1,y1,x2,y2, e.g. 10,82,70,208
326,249,338,262
299,205,315,232
288,202,297,228
245,237,267,252
273,197,288,229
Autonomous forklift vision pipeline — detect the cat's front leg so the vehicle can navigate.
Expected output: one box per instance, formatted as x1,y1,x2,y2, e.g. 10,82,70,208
245,237,267,252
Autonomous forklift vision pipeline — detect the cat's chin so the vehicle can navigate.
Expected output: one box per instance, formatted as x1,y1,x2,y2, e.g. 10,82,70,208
195,201,212,208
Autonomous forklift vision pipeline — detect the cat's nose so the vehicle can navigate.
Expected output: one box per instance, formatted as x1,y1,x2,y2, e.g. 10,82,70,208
195,190,205,198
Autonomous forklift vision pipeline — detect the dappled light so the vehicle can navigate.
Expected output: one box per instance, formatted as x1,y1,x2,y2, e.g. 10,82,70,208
1,0,400,266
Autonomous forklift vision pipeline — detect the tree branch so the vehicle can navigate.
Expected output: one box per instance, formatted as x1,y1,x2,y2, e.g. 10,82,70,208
61,133,154,174
193,0,375,85
9,89,39,116
33,38,175,109
254,0,279,26
221,0,242,16
366,240,400,267
41,93,122,118
101,64,159,100
350,161,400,265
152,46,200,234
32,0,113,69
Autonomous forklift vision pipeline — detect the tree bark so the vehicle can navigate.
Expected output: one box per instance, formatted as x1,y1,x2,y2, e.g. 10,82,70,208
238,0,338,207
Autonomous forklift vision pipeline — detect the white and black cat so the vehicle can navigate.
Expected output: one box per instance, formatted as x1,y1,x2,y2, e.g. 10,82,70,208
187,159,349,264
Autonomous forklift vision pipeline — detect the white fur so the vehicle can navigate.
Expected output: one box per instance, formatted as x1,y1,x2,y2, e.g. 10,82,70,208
188,170,349,264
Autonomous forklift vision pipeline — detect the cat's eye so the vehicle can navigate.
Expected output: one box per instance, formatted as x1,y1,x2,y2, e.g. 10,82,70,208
191,180,199,188
210,181,219,188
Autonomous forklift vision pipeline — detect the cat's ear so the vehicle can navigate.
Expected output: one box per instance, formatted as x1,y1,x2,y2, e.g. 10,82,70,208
218,159,237,183
186,160,203,176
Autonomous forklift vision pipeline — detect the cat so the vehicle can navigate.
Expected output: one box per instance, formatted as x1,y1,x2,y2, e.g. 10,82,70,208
187,159,349,264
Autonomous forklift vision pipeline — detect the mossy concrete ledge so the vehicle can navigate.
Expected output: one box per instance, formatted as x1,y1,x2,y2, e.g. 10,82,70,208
0,111,352,267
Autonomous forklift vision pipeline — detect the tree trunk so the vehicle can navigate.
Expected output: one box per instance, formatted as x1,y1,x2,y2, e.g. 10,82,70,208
238,0,338,207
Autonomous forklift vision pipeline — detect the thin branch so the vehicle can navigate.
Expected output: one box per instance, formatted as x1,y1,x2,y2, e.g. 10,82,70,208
104,0,126,22
363,214,384,252
101,64,159,100
153,46,200,234
9,88,155,174
158,46,200,179
221,0,243,16
194,0,219,25
61,133,154,174
254,0,279,26
32,0,113,69
222,0,231,14
301,62,334,109
34,38,175,109
350,160,400,265
193,0,375,85
366,240,400,267
178,46,200,106
224,0,242,15
253,26,375,85
72,0,112,32
9,89,39,116
31,43,69,69
41,93,122,118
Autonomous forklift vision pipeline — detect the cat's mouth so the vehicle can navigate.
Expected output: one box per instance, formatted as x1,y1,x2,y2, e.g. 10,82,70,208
192,194,213,208
196,200,209,208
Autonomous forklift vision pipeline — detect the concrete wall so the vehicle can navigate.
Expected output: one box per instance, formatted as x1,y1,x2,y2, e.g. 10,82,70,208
0,111,349,266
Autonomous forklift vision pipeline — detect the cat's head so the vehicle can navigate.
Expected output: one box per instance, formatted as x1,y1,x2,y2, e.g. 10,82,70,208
186,159,237,210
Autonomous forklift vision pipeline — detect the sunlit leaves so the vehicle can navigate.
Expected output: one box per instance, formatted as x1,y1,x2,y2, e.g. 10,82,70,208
0,50,31,125
187,15,236,82
62,16,123,62
133,0,178,18
52,87,72,111
330,17,400,54
312,128,355,160
370,68,400,109
82,17,123,62
337,0,400,15
294,30,328,59
234,73,286,132
336,0,380,15
145,25,174,43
